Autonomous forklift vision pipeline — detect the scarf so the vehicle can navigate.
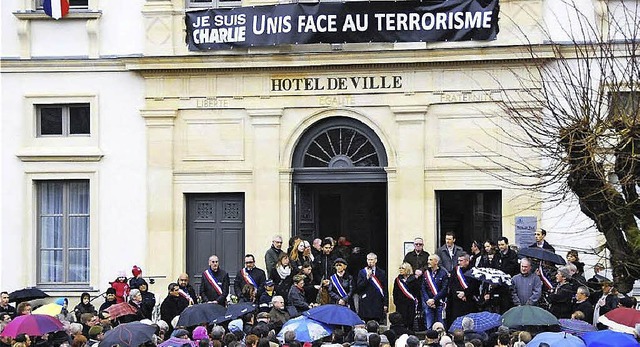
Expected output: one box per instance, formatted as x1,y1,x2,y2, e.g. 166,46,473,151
276,265,291,280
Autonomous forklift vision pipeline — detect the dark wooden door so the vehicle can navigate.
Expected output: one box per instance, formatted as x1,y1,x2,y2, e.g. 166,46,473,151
186,193,244,297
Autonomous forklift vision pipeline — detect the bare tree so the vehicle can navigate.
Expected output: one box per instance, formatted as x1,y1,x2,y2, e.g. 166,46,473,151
489,0,640,293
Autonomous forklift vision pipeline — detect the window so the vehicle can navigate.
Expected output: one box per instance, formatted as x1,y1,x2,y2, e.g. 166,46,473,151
37,104,90,137
37,180,90,285
35,0,88,9
609,91,639,119
437,190,502,249
187,0,241,9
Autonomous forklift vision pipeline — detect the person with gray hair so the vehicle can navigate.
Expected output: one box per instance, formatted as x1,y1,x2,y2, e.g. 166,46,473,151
461,317,488,344
572,285,594,323
265,235,284,278
510,258,542,306
352,328,368,347
356,253,388,323
547,266,576,318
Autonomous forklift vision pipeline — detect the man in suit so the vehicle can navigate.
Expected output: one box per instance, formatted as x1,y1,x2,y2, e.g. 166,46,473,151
234,254,267,301
356,252,388,323
530,229,555,252
200,255,230,306
436,231,464,273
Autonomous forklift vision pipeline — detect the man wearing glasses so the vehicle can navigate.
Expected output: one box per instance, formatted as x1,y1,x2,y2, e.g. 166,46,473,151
200,255,230,306
403,237,430,276
265,235,284,278
234,254,267,302
177,273,197,305
160,283,189,335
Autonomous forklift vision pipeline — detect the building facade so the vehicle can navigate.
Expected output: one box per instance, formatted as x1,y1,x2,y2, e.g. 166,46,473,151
1,0,617,298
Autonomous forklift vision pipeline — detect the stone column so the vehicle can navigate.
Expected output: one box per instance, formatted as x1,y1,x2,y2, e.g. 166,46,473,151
141,109,177,283
391,106,428,250
247,108,283,267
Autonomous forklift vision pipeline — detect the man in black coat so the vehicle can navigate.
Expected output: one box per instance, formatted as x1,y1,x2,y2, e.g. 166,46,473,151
234,254,267,300
160,283,189,335
200,255,230,306
402,237,430,274
529,229,555,252
313,239,337,283
447,252,480,326
356,252,388,323
0,292,16,319
572,286,594,323
495,237,519,276
177,273,198,305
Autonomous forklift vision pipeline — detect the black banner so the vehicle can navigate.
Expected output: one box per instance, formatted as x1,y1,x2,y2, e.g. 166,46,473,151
185,0,499,50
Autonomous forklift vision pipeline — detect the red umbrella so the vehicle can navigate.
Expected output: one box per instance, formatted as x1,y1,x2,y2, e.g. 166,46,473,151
0,314,63,337
104,302,138,319
598,307,640,335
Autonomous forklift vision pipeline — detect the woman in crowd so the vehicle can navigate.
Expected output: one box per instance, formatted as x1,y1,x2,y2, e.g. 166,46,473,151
392,262,420,329
270,253,293,300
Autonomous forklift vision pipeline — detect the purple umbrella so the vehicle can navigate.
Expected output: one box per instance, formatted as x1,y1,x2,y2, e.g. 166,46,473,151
559,319,597,335
158,337,198,347
0,314,63,338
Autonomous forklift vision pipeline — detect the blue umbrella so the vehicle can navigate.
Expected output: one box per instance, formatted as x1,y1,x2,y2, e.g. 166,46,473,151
277,316,333,342
580,330,640,347
303,304,364,326
212,302,256,324
526,332,585,347
559,319,597,335
98,322,156,347
518,247,566,265
177,303,226,327
448,311,502,332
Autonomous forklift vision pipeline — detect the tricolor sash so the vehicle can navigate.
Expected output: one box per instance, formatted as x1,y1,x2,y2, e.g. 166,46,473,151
178,288,193,303
204,268,223,295
396,277,417,303
241,268,258,288
540,270,553,290
371,274,385,298
425,270,440,297
331,274,348,298
455,266,469,290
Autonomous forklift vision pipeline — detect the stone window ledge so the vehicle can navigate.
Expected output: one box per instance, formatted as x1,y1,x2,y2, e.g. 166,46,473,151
13,10,102,20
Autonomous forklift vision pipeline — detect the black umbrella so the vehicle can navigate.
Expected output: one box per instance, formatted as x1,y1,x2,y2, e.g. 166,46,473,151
212,302,256,324
8,288,49,303
177,303,226,327
518,247,566,265
98,322,156,347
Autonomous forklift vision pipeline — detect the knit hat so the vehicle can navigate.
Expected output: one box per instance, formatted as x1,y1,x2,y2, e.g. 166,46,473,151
228,319,243,333
116,270,126,279
132,265,142,277
334,258,347,266
55,298,67,306
193,326,208,340
106,288,116,295
88,326,103,339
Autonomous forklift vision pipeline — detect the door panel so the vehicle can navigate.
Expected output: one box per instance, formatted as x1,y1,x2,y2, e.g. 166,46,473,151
186,193,244,298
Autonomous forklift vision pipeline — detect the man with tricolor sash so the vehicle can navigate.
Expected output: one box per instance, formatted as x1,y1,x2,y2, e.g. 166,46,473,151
356,253,388,323
234,254,267,302
420,254,449,330
177,273,198,305
200,255,230,306
446,252,480,326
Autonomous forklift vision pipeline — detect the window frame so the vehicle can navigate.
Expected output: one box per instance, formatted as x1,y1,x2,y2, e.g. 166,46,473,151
34,0,89,10
36,103,91,138
186,0,242,9
36,179,91,287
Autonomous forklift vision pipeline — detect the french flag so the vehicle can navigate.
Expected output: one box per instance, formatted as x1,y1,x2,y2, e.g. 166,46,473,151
43,0,69,20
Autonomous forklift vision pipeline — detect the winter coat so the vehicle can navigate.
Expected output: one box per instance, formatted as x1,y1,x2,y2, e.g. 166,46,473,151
200,268,230,305
356,266,388,321
392,275,420,329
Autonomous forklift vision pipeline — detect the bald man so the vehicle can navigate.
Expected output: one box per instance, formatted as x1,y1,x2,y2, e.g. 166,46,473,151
177,273,198,305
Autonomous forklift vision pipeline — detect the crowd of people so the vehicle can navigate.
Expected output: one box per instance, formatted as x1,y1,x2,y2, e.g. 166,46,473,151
0,231,639,347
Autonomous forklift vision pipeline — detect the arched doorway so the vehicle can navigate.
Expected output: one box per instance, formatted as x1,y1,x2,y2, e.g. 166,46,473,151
292,116,388,272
